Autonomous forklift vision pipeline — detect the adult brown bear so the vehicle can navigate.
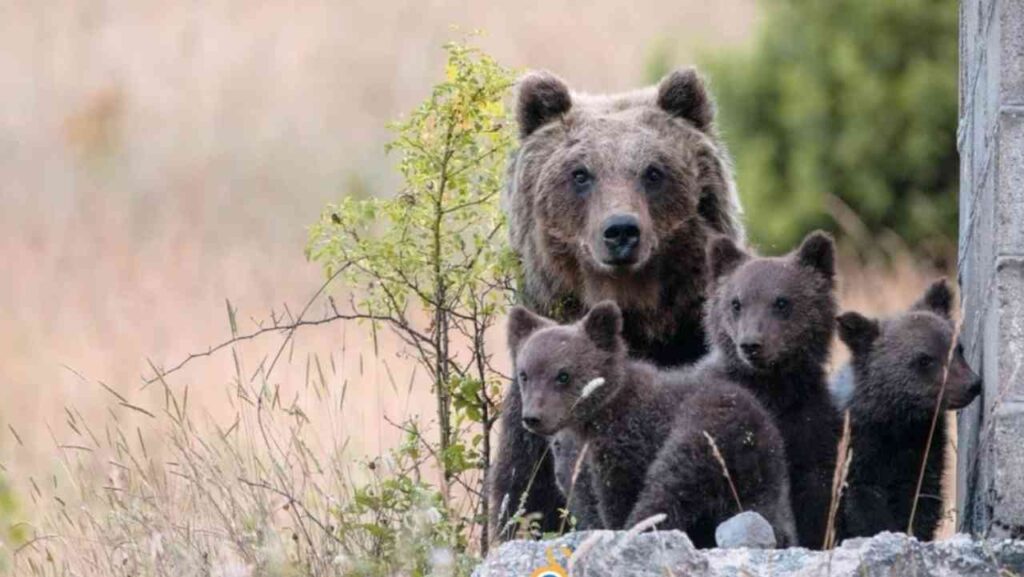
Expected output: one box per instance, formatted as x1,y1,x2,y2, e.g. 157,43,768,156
490,67,746,539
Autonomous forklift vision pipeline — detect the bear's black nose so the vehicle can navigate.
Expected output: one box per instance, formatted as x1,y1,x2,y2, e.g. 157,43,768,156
602,214,641,262
521,416,542,430
969,378,982,397
740,342,763,360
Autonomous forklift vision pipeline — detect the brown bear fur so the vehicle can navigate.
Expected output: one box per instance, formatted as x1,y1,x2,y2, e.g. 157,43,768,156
835,280,981,541
699,231,842,549
491,67,745,539
508,302,797,548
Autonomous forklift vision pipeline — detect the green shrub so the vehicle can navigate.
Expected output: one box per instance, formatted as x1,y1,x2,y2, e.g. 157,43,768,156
701,0,959,257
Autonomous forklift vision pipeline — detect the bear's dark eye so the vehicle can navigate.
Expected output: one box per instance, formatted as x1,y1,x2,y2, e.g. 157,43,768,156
774,297,790,313
915,355,936,371
571,168,592,193
556,371,570,385
642,165,665,188
518,371,528,383
731,298,742,314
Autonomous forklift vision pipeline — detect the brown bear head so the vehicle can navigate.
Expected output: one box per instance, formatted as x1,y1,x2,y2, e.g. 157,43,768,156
837,279,982,416
705,231,838,374
504,68,743,345
507,301,626,436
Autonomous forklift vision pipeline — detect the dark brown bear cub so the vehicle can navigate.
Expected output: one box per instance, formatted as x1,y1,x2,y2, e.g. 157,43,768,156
835,280,981,541
701,231,842,549
508,301,797,548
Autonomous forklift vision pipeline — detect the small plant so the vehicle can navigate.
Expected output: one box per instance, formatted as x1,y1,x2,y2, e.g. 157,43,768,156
307,38,518,554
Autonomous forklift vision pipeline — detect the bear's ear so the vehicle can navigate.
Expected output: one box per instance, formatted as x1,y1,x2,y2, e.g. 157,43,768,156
795,230,836,281
707,235,748,281
656,67,714,131
516,71,572,138
911,279,953,319
582,301,623,352
507,306,554,355
837,312,880,356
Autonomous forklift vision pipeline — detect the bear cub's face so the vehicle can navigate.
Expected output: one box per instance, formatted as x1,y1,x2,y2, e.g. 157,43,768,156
507,302,625,436
516,69,731,282
838,280,981,413
705,231,837,371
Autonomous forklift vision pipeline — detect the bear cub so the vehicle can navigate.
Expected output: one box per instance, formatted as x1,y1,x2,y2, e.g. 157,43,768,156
508,301,797,548
835,279,981,541
700,231,842,549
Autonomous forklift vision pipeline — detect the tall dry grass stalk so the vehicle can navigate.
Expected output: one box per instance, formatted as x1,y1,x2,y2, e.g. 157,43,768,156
823,411,852,550
11,295,476,577
702,431,743,514
557,442,591,536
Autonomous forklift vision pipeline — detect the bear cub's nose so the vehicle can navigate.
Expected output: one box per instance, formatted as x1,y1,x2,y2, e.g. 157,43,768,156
740,342,763,360
969,377,982,397
602,214,641,262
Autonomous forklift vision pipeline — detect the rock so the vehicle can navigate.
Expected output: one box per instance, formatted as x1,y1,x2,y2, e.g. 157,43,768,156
473,531,1024,577
714,511,776,549
473,531,707,577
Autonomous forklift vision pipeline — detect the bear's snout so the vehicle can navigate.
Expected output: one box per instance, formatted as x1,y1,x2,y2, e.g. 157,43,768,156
944,353,983,410
599,214,642,265
521,415,542,431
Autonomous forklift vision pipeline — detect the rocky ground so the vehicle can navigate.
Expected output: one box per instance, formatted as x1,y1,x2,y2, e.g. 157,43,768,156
473,530,1024,577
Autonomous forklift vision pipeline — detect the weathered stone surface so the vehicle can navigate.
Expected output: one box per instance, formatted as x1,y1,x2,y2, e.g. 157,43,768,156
959,0,1024,538
472,531,707,577
472,532,1024,577
1000,0,1024,101
714,512,777,550
997,112,1024,255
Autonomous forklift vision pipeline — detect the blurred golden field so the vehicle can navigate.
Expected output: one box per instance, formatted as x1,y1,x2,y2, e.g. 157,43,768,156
1,0,762,481
0,2,960,574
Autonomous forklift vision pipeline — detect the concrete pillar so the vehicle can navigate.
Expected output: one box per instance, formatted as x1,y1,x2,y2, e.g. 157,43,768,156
957,0,1024,538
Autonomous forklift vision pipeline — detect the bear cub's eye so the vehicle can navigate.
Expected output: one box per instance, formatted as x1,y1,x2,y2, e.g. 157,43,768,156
773,297,790,313
556,371,570,385
915,355,936,371
571,168,592,192
731,298,742,314
642,165,665,187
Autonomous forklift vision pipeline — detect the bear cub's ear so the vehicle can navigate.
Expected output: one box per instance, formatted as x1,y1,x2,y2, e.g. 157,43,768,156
582,301,623,352
836,312,880,355
707,235,748,281
656,67,714,131
507,306,554,355
911,279,953,319
795,230,836,281
516,71,572,138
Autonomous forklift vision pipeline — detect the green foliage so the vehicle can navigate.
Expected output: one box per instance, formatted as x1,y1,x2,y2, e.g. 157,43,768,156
308,39,518,556
702,0,959,256
308,41,517,318
340,432,473,577
0,474,26,573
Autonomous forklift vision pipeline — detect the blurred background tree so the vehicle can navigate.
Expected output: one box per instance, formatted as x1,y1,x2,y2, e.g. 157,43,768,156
664,0,959,259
